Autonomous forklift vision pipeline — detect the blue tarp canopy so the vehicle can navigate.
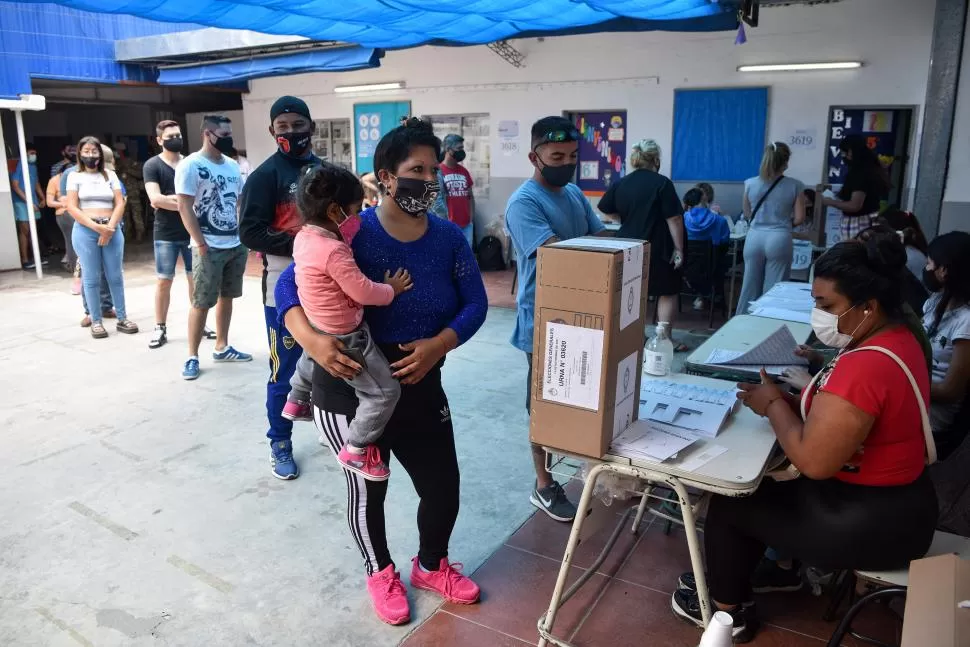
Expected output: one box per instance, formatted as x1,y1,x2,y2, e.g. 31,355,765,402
18,1,738,49
156,47,383,85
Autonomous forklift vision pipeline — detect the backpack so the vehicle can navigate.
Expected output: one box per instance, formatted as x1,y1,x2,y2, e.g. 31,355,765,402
477,235,506,272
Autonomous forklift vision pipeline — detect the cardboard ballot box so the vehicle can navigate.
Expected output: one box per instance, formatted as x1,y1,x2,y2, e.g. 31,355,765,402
530,238,650,458
901,553,970,647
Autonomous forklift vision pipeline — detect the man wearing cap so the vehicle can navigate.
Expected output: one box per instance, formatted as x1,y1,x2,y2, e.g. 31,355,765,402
240,95,319,481
439,134,475,248
506,116,609,523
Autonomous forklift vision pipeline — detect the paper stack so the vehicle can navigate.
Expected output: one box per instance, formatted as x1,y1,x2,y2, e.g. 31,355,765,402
703,325,809,376
747,281,813,324
638,380,737,437
610,419,697,462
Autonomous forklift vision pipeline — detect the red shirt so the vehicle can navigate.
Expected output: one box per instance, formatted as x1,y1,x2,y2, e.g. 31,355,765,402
440,163,473,228
802,326,929,486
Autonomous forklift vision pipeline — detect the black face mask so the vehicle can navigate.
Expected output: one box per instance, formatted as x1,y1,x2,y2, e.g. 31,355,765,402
162,137,183,153
391,176,440,218
209,133,235,155
80,156,99,169
66,153,77,162
452,150,466,163
538,160,577,188
922,268,944,293
276,131,312,158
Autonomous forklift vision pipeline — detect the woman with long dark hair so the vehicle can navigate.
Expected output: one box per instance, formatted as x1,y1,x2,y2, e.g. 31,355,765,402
922,231,970,459
877,207,929,278
66,136,137,338
275,119,488,625
823,135,890,240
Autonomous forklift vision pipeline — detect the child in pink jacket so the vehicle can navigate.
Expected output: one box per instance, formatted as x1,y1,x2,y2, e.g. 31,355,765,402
283,163,411,481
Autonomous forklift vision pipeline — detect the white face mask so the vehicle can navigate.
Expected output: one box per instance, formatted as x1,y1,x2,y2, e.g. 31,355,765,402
811,305,868,349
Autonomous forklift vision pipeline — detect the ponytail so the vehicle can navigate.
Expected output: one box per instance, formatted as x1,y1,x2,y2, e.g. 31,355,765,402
758,142,791,181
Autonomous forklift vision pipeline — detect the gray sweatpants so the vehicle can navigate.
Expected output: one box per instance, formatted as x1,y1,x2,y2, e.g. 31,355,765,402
736,228,793,316
288,320,400,448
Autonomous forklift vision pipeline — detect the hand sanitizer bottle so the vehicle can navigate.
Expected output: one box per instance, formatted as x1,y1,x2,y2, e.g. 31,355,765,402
644,322,674,376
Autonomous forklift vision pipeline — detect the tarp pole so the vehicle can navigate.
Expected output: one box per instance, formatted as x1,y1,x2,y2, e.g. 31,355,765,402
14,109,43,279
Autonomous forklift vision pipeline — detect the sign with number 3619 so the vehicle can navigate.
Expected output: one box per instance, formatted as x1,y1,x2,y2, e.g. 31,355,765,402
788,128,816,151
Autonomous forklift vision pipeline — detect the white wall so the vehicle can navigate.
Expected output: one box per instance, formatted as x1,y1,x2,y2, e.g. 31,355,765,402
245,0,935,226
185,110,247,153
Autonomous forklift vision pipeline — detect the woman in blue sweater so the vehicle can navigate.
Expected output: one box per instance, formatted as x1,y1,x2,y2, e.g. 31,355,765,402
275,119,488,626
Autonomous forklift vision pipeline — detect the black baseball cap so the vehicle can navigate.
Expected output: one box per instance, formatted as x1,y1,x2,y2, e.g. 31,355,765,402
270,96,311,121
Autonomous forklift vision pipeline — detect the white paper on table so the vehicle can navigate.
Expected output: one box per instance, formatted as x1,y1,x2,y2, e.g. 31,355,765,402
610,419,697,461
711,326,808,367
705,349,744,364
619,244,643,331
639,380,735,437
670,442,729,472
541,322,604,411
612,350,639,438
748,306,812,325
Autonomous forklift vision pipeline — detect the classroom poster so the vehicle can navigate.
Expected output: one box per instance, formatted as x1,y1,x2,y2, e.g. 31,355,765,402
573,111,627,195
353,101,410,174
825,107,901,186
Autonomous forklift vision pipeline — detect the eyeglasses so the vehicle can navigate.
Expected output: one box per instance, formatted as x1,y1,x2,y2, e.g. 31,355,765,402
536,128,579,144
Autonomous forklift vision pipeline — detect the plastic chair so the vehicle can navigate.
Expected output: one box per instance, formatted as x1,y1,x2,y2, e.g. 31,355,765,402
825,530,970,647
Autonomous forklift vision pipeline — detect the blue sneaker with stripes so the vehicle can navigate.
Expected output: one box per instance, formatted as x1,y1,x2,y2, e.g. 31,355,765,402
212,346,253,362
270,440,300,480
182,357,201,380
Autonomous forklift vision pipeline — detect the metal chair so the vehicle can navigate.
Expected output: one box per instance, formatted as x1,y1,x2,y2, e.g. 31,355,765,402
826,531,970,647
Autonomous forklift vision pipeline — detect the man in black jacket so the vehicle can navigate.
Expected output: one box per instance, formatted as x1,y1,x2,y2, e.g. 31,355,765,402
239,96,318,480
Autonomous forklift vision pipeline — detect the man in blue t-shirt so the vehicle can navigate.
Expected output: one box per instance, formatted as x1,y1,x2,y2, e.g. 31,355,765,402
506,116,607,523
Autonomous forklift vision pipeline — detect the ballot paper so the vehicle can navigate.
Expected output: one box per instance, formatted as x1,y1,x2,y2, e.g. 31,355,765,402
747,282,813,323
704,325,809,369
610,419,697,461
639,380,737,437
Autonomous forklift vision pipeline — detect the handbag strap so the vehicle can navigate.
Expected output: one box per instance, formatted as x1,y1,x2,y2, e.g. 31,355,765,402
800,345,937,464
750,175,784,223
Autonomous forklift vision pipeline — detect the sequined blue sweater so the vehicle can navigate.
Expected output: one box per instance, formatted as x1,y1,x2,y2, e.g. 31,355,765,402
274,207,488,345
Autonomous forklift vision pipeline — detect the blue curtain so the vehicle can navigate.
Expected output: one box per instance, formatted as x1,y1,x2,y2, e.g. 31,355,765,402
671,87,768,182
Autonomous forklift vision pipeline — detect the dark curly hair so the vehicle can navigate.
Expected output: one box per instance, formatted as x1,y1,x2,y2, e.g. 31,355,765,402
814,234,907,320
373,117,441,188
296,162,364,231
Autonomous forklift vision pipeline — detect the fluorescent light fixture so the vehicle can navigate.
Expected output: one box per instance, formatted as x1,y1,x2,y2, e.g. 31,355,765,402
738,62,862,72
333,81,405,93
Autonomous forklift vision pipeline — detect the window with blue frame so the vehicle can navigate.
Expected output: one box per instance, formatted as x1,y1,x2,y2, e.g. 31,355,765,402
671,87,768,182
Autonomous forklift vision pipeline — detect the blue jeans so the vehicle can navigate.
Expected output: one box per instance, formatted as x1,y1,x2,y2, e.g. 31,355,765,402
154,239,192,279
461,223,473,249
73,223,126,322
264,305,303,442
81,273,113,315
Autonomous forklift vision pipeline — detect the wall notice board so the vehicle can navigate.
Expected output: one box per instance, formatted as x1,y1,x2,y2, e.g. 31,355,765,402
569,110,627,195
354,101,411,174
671,87,768,182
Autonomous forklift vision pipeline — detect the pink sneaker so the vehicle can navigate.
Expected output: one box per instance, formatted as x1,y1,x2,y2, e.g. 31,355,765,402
409,557,480,604
366,564,410,625
71,277,81,295
337,444,390,481
281,399,312,422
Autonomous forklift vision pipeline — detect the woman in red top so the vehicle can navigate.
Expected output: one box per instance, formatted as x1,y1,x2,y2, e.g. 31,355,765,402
671,237,937,642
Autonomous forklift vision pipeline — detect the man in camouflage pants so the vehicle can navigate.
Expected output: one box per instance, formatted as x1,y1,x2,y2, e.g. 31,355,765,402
114,143,146,242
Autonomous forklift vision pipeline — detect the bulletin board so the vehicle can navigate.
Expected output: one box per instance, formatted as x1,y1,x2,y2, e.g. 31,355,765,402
824,105,912,208
671,87,768,182
568,110,627,196
353,101,411,174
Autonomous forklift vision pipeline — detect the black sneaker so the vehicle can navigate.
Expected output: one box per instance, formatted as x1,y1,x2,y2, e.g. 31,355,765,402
149,324,167,349
530,480,577,522
22,261,35,270
751,559,803,593
671,589,759,643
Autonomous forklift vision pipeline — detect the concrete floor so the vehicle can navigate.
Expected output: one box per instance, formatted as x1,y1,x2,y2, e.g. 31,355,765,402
0,262,540,647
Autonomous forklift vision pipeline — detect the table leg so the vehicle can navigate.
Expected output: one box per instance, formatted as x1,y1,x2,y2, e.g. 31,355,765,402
631,487,650,535
671,478,712,625
537,462,606,647
727,240,740,318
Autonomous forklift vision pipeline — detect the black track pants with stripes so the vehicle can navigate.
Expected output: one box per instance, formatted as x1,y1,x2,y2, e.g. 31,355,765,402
313,390,460,575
